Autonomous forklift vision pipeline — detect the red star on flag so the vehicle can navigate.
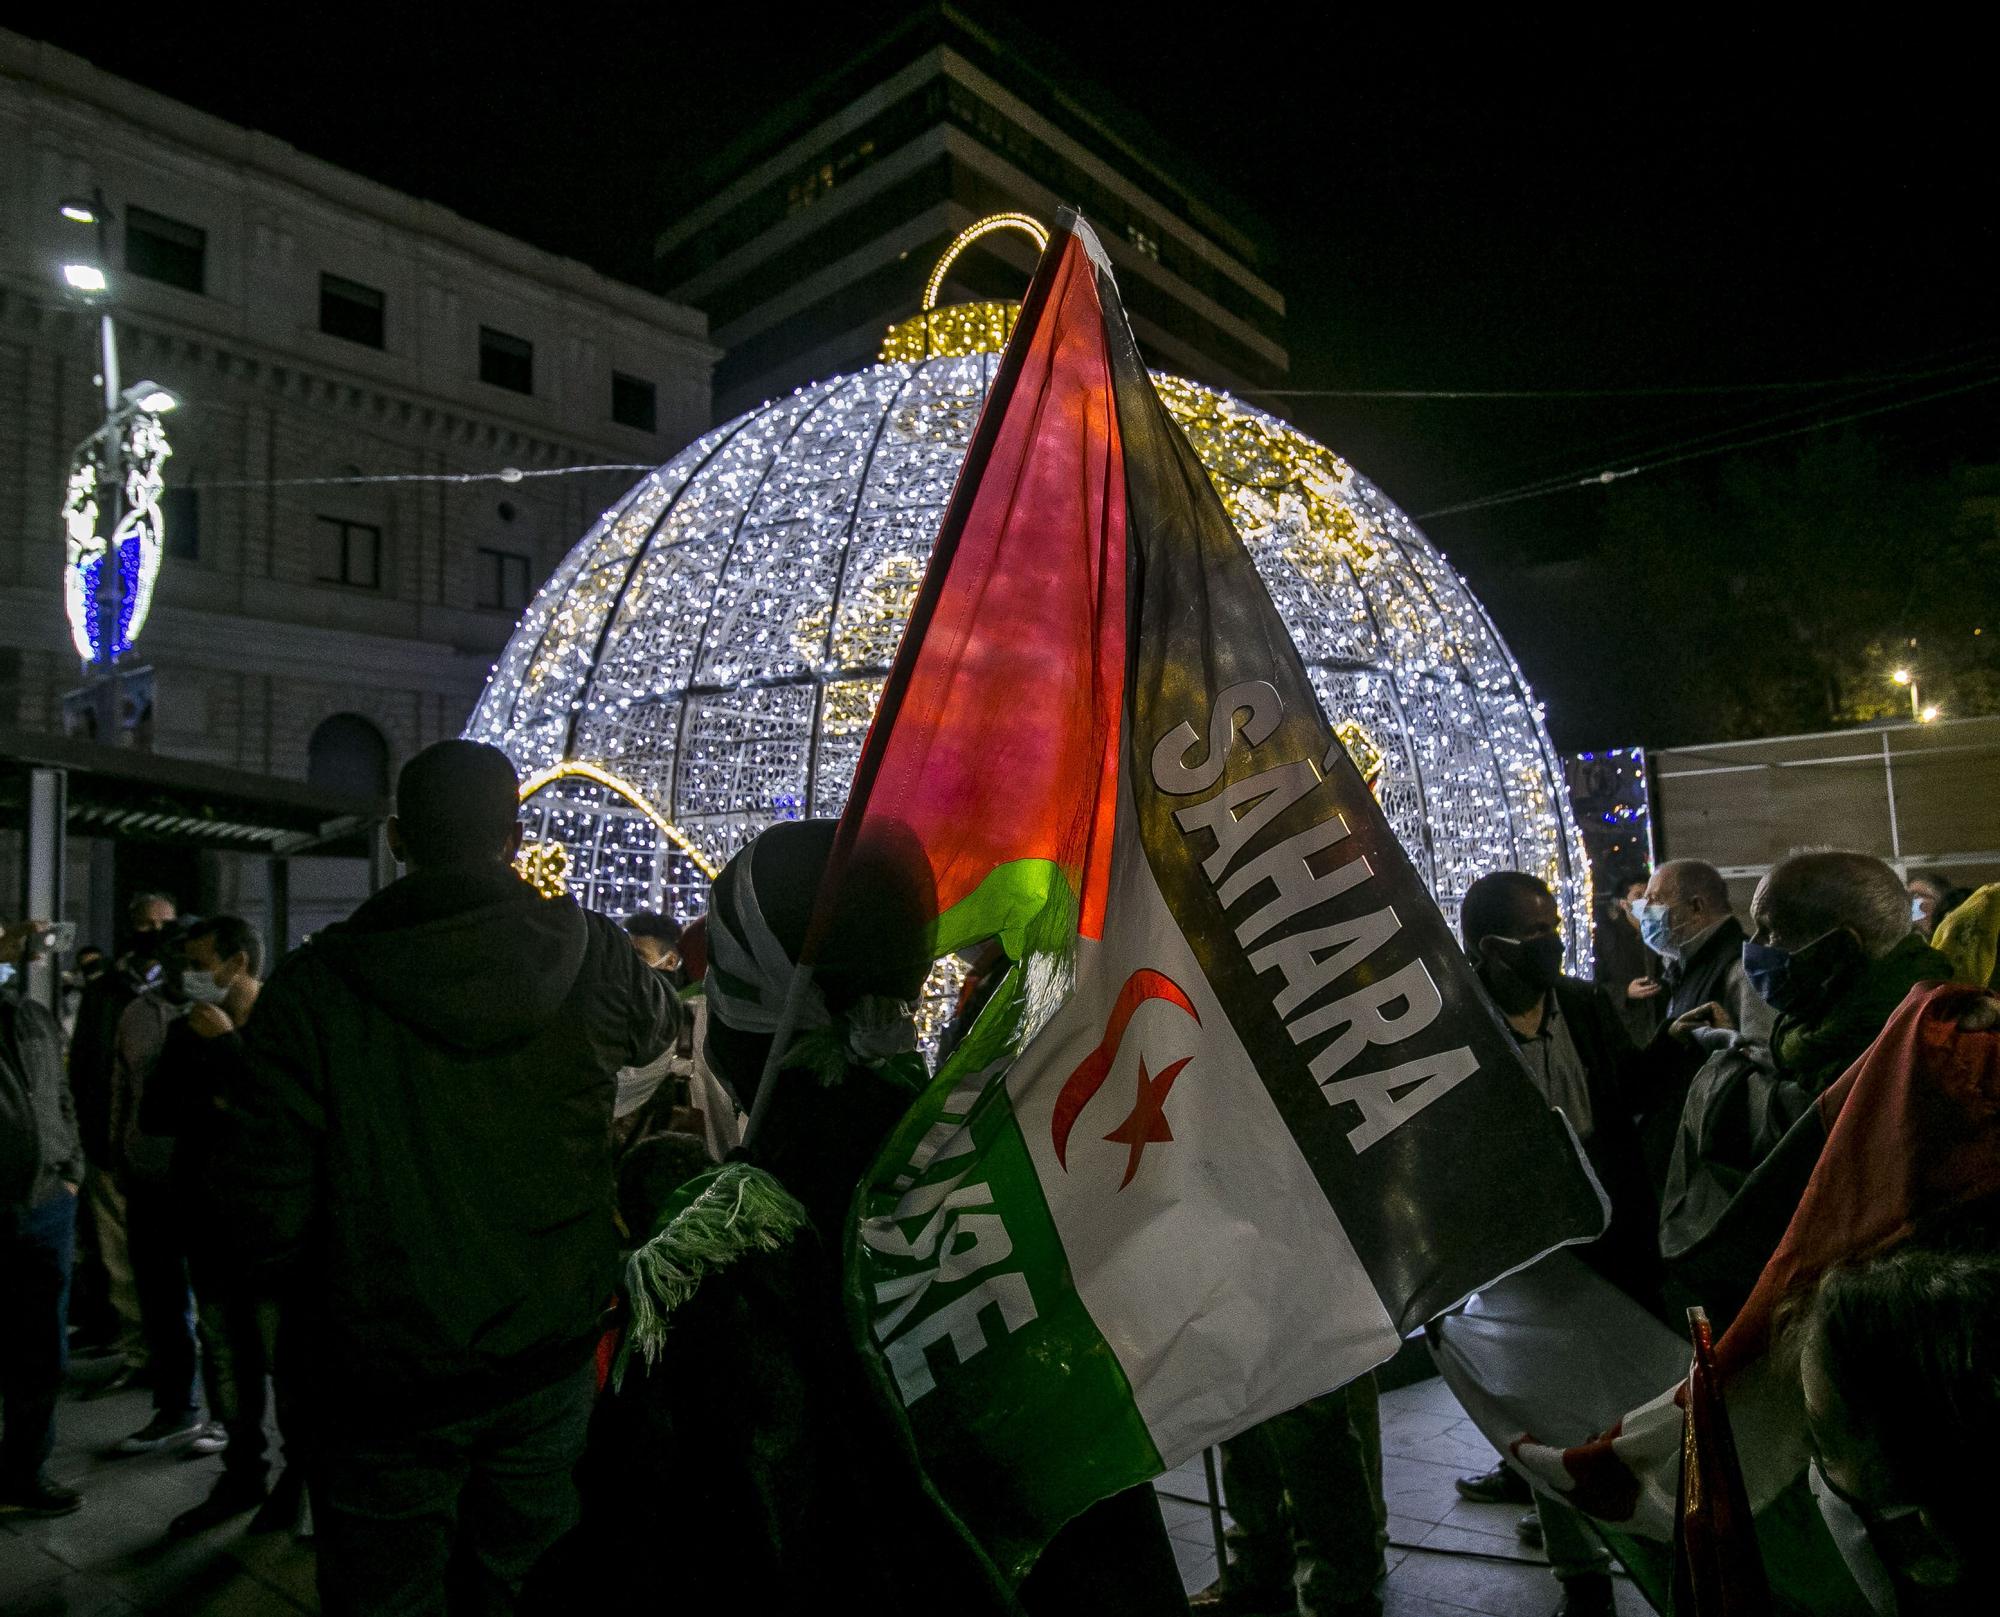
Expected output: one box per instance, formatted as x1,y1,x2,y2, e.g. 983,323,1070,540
1103,1054,1192,1190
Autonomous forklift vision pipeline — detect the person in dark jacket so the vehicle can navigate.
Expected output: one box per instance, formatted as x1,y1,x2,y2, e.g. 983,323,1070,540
0,921,85,1517
1456,871,1660,1617
1592,871,1663,1047
1626,859,1774,1186
65,890,175,1366
1658,850,1954,1329
212,740,678,1617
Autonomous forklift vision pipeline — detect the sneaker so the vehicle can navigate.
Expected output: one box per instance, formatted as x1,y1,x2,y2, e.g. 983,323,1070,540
1455,1463,1532,1505
169,1472,268,1537
113,1411,203,1454
0,1473,84,1517
1517,1509,1545,1548
188,1422,229,1456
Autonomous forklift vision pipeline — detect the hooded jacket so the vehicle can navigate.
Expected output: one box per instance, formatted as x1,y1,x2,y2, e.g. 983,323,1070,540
214,863,677,1416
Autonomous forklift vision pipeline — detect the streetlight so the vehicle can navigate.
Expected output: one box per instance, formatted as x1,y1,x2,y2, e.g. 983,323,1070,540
54,189,178,708
1888,666,1932,722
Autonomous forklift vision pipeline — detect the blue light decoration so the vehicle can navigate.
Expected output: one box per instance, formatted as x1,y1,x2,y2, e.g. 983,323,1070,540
1564,746,1654,902
62,407,172,663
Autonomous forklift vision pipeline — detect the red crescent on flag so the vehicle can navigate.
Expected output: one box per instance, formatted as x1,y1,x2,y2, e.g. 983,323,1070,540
1051,967,1200,1169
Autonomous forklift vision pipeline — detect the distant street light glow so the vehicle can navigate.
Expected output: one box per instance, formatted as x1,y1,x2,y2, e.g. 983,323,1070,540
62,263,107,292
60,203,97,223
1920,705,1941,723
1891,667,1912,685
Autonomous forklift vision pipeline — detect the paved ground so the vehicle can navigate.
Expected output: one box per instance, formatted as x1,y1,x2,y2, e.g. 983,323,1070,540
3,1358,1650,1615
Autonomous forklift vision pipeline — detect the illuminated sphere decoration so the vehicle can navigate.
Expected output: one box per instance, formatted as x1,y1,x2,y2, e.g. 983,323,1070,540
470,219,1593,969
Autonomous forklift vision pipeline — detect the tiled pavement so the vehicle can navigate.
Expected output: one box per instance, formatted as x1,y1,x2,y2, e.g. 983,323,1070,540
2,1359,1651,1615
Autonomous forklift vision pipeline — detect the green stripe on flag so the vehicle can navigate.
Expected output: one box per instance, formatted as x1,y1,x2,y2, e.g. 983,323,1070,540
847,966,1162,1580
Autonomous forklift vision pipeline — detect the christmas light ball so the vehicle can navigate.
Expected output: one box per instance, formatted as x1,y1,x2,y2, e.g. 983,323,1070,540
470,345,1591,959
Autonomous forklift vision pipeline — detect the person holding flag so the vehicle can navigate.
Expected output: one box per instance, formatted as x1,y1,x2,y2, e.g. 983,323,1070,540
559,207,1612,1608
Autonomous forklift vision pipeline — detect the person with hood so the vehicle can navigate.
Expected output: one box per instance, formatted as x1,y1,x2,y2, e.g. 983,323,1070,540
534,818,1186,1617
211,739,678,1616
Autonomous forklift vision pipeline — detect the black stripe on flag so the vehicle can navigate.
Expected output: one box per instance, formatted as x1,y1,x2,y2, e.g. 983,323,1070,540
1080,222,1606,1330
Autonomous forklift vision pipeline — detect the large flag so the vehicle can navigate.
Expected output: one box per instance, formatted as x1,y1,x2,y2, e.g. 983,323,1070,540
815,211,1609,1578
1501,982,2000,1611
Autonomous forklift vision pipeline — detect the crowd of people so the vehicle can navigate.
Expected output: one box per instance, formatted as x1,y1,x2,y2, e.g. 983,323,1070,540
2,737,1997,1617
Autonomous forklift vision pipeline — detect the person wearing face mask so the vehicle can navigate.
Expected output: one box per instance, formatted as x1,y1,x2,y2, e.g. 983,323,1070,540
1732,851,1951,1100
106,919,207,1455
139,916,309,1537
1658,852,1954,1333
1456,872,1661,1617
1799,1246,2000,1615
1591,873,1663,1047
65,891,176,1373
1624,860,1775,1186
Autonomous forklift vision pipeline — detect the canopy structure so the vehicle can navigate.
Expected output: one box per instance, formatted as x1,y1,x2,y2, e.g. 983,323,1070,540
469,218,1591,957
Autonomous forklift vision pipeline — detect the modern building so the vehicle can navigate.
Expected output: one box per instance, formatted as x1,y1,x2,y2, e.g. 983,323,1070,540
656,4,1288,417
0,29,716,941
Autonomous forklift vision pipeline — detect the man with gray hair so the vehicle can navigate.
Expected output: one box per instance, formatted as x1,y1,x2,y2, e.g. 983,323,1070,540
1735,850,1951,1097
1628,860,1774,1183
1634,860,1773,1046
1660,850,1954,1327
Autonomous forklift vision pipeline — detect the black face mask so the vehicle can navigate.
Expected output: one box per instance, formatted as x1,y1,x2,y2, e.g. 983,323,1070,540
1478,934,1565,1014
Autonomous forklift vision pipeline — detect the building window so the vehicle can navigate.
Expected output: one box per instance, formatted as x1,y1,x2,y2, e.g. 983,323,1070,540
314,517,382,589
477,547,532,613
611,372,657,432
126,206,207,294
479,326,534,394
307,713,391,799
320,273,386,348
161,488,199,561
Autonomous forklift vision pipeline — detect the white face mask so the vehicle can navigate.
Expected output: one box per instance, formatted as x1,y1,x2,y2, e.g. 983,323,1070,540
180,967,230,1006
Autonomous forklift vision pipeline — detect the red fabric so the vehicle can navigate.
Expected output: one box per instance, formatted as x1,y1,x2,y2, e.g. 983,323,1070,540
1674,1309,1773,1614
1716,982,2000,1378
819,228,1127,947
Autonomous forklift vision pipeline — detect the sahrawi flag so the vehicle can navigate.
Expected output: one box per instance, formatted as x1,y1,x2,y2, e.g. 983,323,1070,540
811,210,1607,1578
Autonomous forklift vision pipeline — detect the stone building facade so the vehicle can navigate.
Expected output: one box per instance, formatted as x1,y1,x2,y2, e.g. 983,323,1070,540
0,30,714,939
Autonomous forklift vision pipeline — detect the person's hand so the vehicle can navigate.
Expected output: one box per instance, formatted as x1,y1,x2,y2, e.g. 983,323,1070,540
1669,1002,1733,1043
186,1003,234,1038
1627,976,1663,1001
0,919,49,965
1959,993,2000,1033
62,1181,78,1197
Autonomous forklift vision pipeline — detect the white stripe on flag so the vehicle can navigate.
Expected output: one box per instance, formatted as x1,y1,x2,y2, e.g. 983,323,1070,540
1005,779,1399,1465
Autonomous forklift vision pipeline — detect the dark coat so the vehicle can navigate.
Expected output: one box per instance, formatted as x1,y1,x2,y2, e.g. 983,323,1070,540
1547,977,1664,1314
0,992,79,1211
66,966,142,1165
213,864,678,1418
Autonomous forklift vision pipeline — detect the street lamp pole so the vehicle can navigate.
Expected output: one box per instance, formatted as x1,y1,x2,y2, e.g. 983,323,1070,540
89,189,126,671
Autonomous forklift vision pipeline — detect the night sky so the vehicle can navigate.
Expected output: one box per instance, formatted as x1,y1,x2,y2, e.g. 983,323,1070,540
20,4,1999,746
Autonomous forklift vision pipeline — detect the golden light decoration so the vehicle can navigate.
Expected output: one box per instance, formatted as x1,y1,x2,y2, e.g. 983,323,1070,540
921,212,1050,310
515,839,571,898
880,301,1020,364
468,215,1595,959
1335,719,1386,794
518,761,719,878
